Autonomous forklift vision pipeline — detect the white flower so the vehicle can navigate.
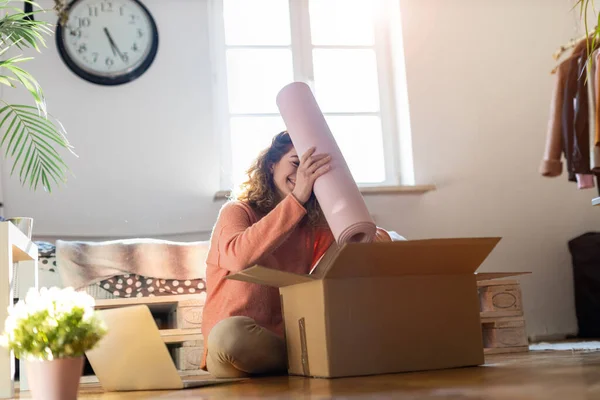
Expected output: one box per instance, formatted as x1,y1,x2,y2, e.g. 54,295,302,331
1,286,107,360
72,289,95,307
3,318,14,335
9,300,28,320
47,317,58,328
0,334,8,349
82,307,95,322
23,288,48,316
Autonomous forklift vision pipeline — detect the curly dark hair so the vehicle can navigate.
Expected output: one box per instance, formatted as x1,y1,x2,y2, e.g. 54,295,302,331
234,131,325,226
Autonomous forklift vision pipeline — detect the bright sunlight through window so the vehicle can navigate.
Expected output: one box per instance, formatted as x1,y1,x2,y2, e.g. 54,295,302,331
213,0,401,190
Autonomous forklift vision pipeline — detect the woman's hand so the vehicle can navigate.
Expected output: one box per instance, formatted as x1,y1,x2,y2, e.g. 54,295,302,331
292,147,332,204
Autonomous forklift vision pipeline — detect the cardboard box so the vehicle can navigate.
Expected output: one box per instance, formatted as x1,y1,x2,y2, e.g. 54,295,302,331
227,237,527,378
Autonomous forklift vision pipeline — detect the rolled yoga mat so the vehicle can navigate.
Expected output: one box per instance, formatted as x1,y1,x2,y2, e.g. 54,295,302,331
276,82,377,244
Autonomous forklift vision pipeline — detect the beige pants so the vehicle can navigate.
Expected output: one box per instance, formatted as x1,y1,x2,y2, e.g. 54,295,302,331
206,316,287,378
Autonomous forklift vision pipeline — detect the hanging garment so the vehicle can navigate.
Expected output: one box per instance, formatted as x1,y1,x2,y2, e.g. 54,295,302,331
588,49,600,176
568,53,592,177
540,39,597,182
577,49,598,189
596,49,600,146
540,58,568,177
594,49,600,164
577,174,595,189
560,51,590,181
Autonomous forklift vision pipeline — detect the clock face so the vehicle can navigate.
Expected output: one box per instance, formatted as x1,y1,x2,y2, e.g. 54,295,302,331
55,0,159,85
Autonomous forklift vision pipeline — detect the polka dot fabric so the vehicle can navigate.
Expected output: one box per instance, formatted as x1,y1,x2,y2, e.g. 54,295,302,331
98,274,206,298
40,257,58,272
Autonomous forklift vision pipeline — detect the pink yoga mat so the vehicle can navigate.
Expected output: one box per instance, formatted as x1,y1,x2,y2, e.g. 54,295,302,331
276,82,376,244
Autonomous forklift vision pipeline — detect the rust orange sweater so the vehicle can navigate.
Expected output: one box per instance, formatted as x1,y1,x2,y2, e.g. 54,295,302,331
200,194,390,369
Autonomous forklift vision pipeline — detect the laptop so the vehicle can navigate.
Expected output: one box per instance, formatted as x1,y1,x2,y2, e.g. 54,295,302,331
85,305,245,391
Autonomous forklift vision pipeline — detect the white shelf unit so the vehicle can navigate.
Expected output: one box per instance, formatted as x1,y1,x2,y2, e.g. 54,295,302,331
0,222,38,399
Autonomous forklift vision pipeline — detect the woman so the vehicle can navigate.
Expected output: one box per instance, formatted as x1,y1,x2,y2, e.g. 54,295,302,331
201,131,391,378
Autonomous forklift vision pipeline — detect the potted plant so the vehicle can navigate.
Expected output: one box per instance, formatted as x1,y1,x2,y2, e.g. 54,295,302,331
0,287,107,400
0,0,76,193
573,1,600,60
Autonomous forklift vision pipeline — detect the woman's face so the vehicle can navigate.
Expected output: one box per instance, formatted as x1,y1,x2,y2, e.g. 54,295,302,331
272,147,299,199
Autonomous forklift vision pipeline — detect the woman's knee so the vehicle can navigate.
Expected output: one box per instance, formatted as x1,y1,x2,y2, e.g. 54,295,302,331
207,316,287,378
207,316,257,359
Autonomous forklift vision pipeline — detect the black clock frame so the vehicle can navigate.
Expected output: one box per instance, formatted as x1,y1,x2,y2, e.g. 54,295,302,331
55,0,159,86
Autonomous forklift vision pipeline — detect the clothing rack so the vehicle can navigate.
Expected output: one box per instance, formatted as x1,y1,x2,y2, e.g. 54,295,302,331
551,32,598,74
540,31,600,197
554,34,589,60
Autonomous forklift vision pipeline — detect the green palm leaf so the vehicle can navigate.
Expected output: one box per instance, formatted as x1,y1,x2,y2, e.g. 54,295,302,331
3,61,44,110
0,103,74,192
0,1,53,51
0,0,76,193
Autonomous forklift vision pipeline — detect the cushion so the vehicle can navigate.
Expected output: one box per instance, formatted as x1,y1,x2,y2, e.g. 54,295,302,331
98,274,206,298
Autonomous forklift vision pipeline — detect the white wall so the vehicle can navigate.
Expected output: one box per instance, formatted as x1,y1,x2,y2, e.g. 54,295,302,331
0,0,224,238
379,0,600,340
1,0,599,339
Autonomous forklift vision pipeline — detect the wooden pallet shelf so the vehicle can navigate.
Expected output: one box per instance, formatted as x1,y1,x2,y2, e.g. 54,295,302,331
95,293,201,311
74,279,530,380
93,294,205,371
162,330,203,345
478,280,529,355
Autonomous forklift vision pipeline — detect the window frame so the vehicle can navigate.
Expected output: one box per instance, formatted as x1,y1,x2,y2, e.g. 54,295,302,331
209,0,402,191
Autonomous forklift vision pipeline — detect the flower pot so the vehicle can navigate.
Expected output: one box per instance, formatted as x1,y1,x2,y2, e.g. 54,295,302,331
25,356,84,400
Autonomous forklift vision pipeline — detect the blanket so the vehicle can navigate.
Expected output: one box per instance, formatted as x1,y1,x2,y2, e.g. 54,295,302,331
56,239,210,290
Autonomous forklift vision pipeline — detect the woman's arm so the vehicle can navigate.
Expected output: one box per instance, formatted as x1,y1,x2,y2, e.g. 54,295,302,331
215,194,307,272
374,228,392,242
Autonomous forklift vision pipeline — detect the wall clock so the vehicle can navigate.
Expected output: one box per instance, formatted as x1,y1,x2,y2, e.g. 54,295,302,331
55,0,159,86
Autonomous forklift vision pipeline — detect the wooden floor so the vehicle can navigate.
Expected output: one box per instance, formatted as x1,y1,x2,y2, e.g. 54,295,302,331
11,350,600,399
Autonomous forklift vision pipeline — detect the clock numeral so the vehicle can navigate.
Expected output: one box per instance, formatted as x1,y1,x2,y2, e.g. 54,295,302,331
77,43,87,54
105,57,114,67
137,28,143,38
122,52,129,63
101,2,113,12
78,17,91,28
88,6,98,17
69,28,81,39
132,42,139,52
92,52,99,63
120,6,125,16
129,14,136,24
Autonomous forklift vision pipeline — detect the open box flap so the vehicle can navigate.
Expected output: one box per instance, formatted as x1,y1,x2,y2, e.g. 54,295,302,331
226,265,315,288
475,272,531,281
323,237,502,279
309,242,341,279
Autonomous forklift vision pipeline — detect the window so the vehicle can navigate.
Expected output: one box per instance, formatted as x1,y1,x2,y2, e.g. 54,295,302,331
211,0,406,190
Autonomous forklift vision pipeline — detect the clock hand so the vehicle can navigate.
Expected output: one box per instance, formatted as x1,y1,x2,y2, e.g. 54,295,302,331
103,27,127,61
103,27,118,57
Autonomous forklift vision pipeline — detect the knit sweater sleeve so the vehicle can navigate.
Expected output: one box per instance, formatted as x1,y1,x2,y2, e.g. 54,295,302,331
215,194,307,272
